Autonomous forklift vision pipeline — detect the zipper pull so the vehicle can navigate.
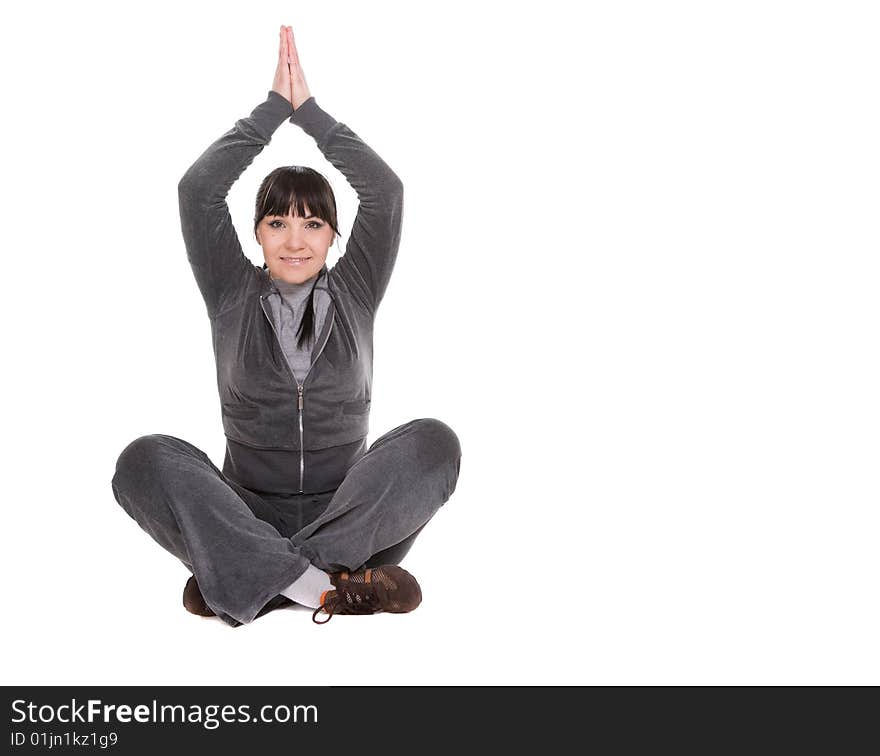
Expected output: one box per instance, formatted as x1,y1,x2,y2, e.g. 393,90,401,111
297,384,304,410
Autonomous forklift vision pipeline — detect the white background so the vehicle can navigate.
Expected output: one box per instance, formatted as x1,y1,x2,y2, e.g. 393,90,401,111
1,0,878,685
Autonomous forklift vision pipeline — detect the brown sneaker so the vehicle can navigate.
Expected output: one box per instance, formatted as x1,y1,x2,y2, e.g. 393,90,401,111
182,575,294,619
183,574,215,617
312,565,422,624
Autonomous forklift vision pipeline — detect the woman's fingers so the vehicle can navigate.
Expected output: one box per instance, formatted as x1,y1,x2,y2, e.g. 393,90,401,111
277,23,309,108
271,25,293,104
287,26,300,68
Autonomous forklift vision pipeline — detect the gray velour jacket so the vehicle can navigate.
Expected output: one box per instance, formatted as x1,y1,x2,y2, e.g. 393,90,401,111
177,90,404,495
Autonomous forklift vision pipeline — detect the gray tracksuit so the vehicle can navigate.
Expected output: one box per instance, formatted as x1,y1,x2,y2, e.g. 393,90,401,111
178,91,402,495
110,91,462,626
265,273,329,386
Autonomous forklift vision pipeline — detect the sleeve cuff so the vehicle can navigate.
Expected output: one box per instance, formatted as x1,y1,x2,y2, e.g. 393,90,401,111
289,96,339,144
250,90,295,138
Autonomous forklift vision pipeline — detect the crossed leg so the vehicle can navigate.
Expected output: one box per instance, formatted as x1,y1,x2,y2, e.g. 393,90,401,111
110,418,462,626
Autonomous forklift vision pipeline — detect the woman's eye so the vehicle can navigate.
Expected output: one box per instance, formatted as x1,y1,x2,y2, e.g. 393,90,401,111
267,220,322,230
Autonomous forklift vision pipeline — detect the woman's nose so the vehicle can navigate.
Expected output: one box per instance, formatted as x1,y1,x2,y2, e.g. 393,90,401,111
285,230,306,249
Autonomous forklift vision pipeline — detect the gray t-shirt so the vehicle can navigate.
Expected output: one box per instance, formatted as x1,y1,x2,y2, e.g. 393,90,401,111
266,272,331,386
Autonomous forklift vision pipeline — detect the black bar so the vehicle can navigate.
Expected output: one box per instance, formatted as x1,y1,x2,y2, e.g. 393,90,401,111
2,686,876,751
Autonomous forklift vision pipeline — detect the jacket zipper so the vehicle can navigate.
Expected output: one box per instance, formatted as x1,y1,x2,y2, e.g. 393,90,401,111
260,293,334,493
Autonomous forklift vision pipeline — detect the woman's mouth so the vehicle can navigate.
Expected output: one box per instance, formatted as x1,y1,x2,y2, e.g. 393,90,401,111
280,257,311,266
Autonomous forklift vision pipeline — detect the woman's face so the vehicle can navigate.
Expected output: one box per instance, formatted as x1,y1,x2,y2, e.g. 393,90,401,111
257,209,334,284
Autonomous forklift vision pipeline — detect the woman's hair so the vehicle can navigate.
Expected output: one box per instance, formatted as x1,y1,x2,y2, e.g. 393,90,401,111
254,166,341,350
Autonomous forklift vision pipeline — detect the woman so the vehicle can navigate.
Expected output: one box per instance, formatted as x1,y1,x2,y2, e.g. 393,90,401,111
110,25,462,627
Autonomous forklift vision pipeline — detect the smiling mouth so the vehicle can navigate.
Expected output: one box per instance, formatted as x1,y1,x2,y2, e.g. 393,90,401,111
281,257,311,263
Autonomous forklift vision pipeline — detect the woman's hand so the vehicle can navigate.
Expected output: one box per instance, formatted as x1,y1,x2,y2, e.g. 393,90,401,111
286,26,312,110
271,25,312,110
271,26,292,104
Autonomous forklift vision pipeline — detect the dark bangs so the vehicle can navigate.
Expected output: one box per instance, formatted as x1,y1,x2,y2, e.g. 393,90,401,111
254,166,340,247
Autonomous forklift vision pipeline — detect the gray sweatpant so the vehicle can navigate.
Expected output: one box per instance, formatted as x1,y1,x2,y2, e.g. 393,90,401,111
110,418,462,627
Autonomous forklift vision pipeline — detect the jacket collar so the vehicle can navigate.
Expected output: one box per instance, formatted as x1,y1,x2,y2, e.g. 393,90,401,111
259,262,330,299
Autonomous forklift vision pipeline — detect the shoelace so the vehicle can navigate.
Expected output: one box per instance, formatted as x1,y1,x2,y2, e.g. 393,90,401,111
312,586,382,624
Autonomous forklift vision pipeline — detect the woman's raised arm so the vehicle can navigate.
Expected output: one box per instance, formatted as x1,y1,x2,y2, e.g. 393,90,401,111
177,27,295,319
284,26,404,314
290,98,404,314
